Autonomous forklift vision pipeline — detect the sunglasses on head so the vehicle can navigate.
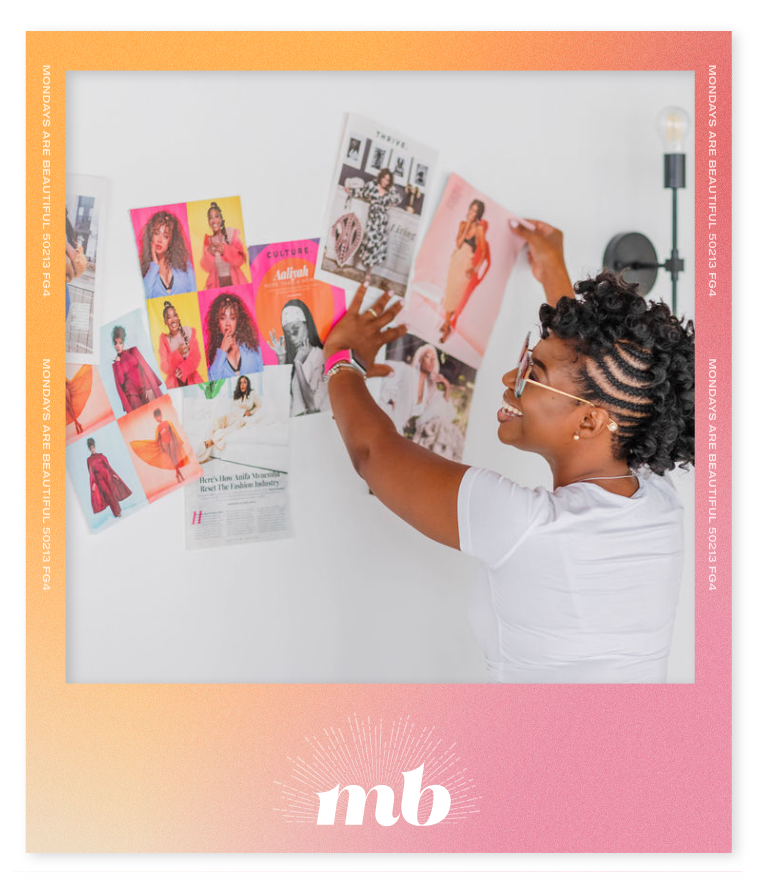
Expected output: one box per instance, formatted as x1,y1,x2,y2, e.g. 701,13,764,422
514,332,619,433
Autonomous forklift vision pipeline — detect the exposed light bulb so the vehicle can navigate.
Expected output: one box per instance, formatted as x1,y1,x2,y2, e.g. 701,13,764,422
656,106,690,153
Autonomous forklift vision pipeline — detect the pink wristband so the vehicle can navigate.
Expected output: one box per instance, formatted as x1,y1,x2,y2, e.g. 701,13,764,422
324,350,352,376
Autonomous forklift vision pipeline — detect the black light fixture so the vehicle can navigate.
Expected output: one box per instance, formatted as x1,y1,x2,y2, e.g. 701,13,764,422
603,106,689,315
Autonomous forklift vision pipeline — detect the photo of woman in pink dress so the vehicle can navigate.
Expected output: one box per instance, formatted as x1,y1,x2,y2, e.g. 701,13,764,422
158,300,204,389
200,201,248,289
440,199,490,342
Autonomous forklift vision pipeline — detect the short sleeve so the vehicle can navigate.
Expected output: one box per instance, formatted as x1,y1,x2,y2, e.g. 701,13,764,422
457,466,551,568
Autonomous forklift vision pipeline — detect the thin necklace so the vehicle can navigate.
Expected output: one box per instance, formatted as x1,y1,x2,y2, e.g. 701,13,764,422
574,472,637,483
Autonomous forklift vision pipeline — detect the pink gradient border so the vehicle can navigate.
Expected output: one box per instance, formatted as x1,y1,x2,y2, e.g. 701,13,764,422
28,31,731,854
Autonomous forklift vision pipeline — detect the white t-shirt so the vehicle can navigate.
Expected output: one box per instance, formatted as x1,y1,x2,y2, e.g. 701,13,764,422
458,467,684,683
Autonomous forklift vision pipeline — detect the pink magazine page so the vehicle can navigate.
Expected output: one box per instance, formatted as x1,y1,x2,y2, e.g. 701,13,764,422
404,173,526,369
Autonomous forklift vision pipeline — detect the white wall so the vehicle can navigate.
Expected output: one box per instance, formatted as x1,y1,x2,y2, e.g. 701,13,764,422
65,70,695,682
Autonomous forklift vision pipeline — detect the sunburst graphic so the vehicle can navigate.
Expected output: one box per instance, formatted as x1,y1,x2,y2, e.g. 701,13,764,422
274,714,480,824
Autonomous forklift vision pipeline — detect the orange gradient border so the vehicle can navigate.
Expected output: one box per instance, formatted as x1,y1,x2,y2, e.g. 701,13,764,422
27,31,732,852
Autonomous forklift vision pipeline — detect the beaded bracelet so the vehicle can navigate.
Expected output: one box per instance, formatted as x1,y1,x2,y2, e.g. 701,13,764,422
324,361,366,383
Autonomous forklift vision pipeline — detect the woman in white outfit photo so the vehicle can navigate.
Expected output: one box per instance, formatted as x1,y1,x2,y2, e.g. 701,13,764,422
321,219,695,683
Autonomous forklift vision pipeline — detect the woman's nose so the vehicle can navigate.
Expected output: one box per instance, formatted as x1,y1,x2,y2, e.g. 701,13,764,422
502,368,518,388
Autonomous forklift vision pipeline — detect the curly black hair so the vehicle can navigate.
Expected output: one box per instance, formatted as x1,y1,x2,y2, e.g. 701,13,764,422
204,292,260,367
538,270,694,474
140,210,191,277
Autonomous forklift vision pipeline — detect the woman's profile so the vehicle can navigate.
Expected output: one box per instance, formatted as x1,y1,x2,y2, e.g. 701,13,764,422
440,199,490,342
86,437,132,518
140,210,196,298
199,202,248,289
321,218,695,683
158,301,204,389
204,292,264,380
268,299,329,416
111,325,163,413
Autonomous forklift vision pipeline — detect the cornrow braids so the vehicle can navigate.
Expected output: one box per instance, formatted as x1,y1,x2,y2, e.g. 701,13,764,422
538,270,694,474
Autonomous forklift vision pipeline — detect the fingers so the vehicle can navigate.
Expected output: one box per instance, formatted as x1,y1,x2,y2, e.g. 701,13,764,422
379,324,406,345
375,299,404,329
510,218,559,241
367,363,394,379
509,219,539,242
509,215,538,232
369,289,396,318
349,282,367,314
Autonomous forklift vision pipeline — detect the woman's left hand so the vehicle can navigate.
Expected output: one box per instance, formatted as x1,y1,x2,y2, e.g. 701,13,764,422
323,284,406,377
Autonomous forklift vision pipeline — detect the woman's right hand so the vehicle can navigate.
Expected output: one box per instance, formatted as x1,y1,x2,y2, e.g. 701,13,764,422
220,333,236,354
510,218,574,303
322,284,406,377
267,330,286,363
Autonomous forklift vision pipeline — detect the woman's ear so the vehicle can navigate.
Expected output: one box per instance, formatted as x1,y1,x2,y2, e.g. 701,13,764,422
576,410,612,440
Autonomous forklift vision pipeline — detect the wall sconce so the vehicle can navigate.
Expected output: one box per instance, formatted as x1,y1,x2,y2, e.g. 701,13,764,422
603,106,689,314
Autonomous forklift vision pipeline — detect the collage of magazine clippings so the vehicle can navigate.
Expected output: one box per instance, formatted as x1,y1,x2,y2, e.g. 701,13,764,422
65,115,545,534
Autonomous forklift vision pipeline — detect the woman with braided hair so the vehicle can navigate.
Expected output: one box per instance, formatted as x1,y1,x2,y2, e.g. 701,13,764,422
205,291,264,380
200,202,248,289
321,219,694,683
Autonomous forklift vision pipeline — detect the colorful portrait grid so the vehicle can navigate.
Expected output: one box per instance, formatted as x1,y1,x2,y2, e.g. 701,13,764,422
130,196,264,388
66,309,203,533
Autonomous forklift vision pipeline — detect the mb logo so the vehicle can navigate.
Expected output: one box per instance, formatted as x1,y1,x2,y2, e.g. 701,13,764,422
316,763,450,826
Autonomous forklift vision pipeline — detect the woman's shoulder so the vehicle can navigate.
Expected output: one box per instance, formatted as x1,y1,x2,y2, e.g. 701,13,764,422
458,467,553,563
639,471,685,509
461,466,552,511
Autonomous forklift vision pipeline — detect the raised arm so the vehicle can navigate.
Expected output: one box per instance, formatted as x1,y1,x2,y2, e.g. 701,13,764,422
323,286,469,549
511,219,574,306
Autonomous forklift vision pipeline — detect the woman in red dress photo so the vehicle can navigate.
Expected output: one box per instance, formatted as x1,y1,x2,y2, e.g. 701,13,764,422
130,407,190,483
86,437,132,518
111,324,163,412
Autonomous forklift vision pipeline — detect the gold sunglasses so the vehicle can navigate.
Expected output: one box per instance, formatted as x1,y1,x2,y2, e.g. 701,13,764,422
514,332,618,432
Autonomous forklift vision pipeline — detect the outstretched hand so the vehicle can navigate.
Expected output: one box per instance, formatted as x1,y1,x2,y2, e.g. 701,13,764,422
323,283,407,378
268,330,286,362
509,218,574,303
